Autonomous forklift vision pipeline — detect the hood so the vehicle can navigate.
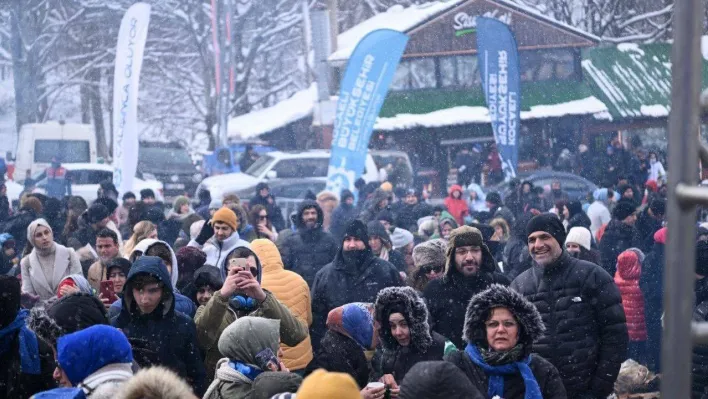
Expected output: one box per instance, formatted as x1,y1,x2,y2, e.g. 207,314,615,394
57,325,133,385
444,226,496,279
131,239,179,289
467,183,486,202
369,188,391,207
617,250,642,280
448,185,463,198
192,265,223,290
326,302,377,350
295,199,324,229
221,244,262,283
218,316,280,364
123,256,175,318
463,284,545,352
438,211,459,230
654,227,667,244
593,188,611,203
60,274,93,296
367,221,392,248
47,293,109,335
400,361,481,399
251,239,284,273
374,287,432,352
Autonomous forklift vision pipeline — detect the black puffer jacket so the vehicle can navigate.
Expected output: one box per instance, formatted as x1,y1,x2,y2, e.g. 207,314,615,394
635,208,663,253
305,330,370,389
446,284,566,399
510,252,628,398
278,200,337,287
2,208,38,254
371,287,447,383
599,219,641,276
400,361,484,399
503,213,534,280
692,277,708,399
423,227,510,349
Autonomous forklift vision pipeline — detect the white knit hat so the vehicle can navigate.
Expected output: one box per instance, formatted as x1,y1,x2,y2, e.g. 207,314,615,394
565,227,592,251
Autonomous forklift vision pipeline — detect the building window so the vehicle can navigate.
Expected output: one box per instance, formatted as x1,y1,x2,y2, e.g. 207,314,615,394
519,49,577,82
390,58,436,90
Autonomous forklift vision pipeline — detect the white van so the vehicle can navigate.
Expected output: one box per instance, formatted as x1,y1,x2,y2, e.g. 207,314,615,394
14,122,97,181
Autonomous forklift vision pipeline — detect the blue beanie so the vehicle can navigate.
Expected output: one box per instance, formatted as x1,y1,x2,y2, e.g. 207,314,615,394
57,325,133,385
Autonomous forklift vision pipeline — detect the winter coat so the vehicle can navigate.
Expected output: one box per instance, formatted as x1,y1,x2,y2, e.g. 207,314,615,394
252,239,313,371
278,200,337,287
371,287,448,383
20,243,82,301
310,247,401,351
399,361,484,399
693,277,708,399
188,230,251,274
444,185,469,226
305,330,370,389
422,230,510,349
2,208,37,253
110,256,206,396
194,244,307,383
0,314,56,398
635,208,663,253
587,200,611,237
615,251,647,342
600,220,641,276
359,189,390,224
112,366,199,399
642,228,665,371
250,194,286,232
510,252,628,398
396,202,434,232
330,203,358,243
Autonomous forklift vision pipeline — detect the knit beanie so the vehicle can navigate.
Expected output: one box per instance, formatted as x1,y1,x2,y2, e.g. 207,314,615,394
697,241,708,276
176,246,207,275
649,198,666,216
211,207,239,231
391,228,414,250
343,220,369,244
0,275,20,328
613,201,637,221
27,218,52,247
526,213,566,248
376,210,394,225
94,197,118,215
448,226,485,251
486,191,502,207
412,239,447,268
380,181,393,192
209,199,223,210
296,369,361,399
47,293,109,334
87,203,110,224
21,196,44,214
341,189,354,202
565,227,592,251
106,258,132,276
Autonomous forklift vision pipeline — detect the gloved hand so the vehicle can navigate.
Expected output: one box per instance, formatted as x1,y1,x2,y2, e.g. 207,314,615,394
195,221,214,245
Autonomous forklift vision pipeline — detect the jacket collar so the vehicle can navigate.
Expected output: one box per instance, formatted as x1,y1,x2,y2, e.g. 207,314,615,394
79,363,133,393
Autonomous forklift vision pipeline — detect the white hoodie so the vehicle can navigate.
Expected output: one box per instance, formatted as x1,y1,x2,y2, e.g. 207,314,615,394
188,231,251,272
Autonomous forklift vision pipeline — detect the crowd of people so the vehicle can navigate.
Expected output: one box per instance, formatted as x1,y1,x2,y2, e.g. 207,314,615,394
0,140,701,399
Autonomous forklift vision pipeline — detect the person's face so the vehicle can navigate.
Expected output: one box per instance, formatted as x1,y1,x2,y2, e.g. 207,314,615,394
196,286,215,306
345,197,354,206
96,237,119,261
623,213,637,226
94,217,110,230
485,307,520,352
148,229,158,240
124,198,136,207
650,154,657,163
528,231,563,267
133,283,163,314
302,208,318,228
421,264,443,279
388,312,411,347
433,211,442,220
565,242,581,254
4,246,15,257
259,188,269,198
369,236,383,254
522,184,530,194
562,205,569,219
343,236,366,251
441,223,453,239
404,243,414,270
452,190,461,199
180,203,189,214
213,222,234,242
379,220,392,231
551,182,561,191
53,352,72,387
143,197,156,205
405,194,418,205
454,245,482,277
623,189,634,199
34,226,53,250
377,199,389,209
258,211,268,225
493,225,505,241
469,191,478,201
108,268,127,293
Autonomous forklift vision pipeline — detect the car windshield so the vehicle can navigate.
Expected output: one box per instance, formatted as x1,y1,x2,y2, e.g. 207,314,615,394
34,140,90,163
245,155,274,177
138,147,193,168
373,154,407,170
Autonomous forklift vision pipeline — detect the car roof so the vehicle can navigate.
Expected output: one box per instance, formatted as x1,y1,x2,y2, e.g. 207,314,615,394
268,177,327,186
264,150,332,160
61,163,114,172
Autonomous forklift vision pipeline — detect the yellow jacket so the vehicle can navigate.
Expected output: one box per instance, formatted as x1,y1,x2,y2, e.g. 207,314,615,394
251,239,313,371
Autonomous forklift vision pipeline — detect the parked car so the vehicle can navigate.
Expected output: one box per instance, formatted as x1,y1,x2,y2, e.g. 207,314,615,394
30,163,164,204
202,142,276,176
196,150,380,201
231,177,327,206
487,171,597,203
137,141,201,200
371,150,414,187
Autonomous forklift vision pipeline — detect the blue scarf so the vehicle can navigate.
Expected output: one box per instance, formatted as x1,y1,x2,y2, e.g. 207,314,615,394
228,360,264,381
0,309,41,374
465,344,542,399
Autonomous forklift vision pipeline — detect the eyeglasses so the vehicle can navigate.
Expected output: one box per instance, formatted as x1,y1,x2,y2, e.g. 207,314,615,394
422,265,443,274
259,214,268,220
485,320,518,329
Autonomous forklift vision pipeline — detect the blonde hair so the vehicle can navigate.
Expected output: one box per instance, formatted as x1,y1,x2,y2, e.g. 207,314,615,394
123,221,157,256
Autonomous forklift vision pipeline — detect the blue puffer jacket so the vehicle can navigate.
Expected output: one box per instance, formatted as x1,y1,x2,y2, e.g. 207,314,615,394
110,256,206,396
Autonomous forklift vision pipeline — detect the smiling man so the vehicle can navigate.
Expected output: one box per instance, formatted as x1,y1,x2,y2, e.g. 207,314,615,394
422,226,509,349
511,213,628,399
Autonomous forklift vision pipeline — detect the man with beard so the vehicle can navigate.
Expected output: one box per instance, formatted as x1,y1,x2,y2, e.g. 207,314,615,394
310,220,400,350
422,226,509,349
511,214,627,399
86,228,122,290
279,200,337,287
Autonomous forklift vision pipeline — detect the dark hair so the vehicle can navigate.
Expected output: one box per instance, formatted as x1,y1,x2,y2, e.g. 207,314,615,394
62,196,89,241
123,192,136,201
198,189,211,202
131,274,163,290
140,189,155,200
226,247,257,261
145,243,173,267
96,228,118,244
248,204,272,231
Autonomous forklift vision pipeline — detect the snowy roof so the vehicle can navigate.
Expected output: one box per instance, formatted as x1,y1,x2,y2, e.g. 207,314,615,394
329,0,599,62
227,84,317,140
582,41,708,120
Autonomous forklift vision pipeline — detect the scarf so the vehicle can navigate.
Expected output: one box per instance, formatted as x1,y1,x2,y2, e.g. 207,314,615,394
465,344,542,399
228,360,263,381
378,246,390,262
0,309,41,374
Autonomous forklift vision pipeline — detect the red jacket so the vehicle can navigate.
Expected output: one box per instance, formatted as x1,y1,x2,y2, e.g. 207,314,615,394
614,250,647,341
444,185,469,226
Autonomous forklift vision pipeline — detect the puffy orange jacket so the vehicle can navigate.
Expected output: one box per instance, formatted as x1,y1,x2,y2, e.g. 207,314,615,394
251,239,313,370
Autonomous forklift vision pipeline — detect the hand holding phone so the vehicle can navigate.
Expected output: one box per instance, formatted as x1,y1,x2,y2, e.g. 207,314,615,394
100,280,118,303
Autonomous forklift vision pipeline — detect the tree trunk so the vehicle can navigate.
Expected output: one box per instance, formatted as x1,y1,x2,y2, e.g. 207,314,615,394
10,0,38,133
80,84,91,124
106,68,114,157
88,68,108,160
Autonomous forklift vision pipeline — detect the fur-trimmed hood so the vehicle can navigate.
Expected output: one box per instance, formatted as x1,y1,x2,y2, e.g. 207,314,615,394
116,366,198,399
374,286,433,352
444,226,497,280
463,284,545,353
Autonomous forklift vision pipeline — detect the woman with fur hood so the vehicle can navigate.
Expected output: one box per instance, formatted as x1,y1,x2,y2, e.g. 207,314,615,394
371,287,454,387
446,284,566,399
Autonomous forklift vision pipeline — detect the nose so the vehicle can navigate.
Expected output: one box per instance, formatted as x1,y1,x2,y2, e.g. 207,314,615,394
53,367,61,381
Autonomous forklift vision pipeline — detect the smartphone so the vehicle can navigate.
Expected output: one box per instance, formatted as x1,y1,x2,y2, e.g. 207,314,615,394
100,280,118,302
255,348,280,371
228,258,248,272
